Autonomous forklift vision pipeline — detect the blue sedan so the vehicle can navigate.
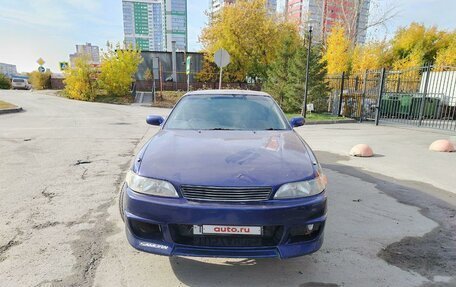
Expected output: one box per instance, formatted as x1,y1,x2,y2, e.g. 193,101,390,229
119,90,327,259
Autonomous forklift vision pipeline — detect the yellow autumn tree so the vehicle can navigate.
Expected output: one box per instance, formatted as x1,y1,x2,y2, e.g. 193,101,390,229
435,32,456,66
200,0,286,82
351,42,387,73
390,23,449,69
322,25,351,75
64,56,97,101
98,42,143,97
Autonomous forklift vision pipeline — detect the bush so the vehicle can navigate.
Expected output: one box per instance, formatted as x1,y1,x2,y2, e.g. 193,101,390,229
0,74,11,89
98,43,142,98
29,71,51,90
63,56,97,101
62,43,142,102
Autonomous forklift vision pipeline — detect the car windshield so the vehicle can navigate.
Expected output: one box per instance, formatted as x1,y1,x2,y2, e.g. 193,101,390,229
164,94,289,130
13,79,24,83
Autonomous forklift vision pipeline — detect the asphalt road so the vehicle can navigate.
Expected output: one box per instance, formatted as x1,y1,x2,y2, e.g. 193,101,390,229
0,90,454,287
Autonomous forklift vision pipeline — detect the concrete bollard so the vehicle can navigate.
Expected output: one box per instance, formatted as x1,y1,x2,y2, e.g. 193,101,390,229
350,144,374,157
429,140,455,153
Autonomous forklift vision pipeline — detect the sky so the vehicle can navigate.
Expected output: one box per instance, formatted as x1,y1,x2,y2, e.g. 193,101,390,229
0,0,454,73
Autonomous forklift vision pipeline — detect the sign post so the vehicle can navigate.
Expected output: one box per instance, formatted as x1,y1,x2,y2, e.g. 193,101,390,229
59,62,69,71
186,56,192,92
37,58,45,66
37,58,46,73
214,48,231,89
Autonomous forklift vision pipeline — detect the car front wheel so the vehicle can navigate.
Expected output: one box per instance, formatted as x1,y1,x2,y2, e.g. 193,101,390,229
119,185,125,222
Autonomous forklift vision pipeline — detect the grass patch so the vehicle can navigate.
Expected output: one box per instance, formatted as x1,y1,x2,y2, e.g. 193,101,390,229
286,112,346,122
93,95,133,105
153,91,186,108
0,100,17,110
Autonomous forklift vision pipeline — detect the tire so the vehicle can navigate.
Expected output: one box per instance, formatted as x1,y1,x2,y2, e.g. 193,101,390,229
119,185,125,222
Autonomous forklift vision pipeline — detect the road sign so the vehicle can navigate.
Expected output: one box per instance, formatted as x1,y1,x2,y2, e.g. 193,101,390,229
37,58,45,66
214,49,231,89
186,56,192,92
307,103,314,112
38,66,45,73
59,62,69,71
214,49,230,68
186,56,192,75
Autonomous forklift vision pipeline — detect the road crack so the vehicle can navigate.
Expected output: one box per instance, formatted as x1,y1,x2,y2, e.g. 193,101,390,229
39,134,148,287
73,160,92,166
0,233,22,262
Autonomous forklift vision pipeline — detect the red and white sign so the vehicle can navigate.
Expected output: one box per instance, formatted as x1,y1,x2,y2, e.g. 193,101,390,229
193,225,262,236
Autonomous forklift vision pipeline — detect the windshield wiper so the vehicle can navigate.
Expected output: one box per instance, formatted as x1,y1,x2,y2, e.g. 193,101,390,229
210,128,234,130
264,128,284,130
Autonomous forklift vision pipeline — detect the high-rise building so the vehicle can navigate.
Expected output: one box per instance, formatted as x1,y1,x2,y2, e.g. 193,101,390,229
165,0,187,51
122,0,187,52
0,63,17,77
69,43,100,67
210,0,278,14
287,0,324,41
285,0,370,44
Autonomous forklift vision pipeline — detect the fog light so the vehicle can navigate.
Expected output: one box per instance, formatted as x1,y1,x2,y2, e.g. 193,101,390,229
288,223,322,243
129,219,163,240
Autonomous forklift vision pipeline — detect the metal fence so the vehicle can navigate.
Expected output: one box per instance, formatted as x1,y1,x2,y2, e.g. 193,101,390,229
327,70,383,120
327,65,456,131
135,80,262,92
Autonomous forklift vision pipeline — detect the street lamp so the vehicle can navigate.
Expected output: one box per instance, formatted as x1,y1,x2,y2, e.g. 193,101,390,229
301,25,313,118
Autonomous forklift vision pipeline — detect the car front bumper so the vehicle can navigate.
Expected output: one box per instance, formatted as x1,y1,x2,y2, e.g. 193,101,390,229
122,185,327,259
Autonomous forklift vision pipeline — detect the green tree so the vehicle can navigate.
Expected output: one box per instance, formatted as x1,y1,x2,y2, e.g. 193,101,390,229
263,32,300,108
63,56,97,101
288,45,330,113
0,74,11,89
265,32,329,113
306,47,330,113
98,42,143,97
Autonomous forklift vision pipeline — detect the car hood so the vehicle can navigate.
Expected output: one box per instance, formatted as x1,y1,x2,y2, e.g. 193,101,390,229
137,130,316,187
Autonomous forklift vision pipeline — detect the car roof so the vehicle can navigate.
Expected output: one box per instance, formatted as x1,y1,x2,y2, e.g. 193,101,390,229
185,89,270,97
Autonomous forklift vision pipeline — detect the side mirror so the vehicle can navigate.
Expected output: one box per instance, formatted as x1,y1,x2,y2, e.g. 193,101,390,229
146,115,165,126
289,116,305,127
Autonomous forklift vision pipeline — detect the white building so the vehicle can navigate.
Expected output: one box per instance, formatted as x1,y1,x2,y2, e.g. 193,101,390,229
69,43,100,67
122,0,187,52
0,63,17,77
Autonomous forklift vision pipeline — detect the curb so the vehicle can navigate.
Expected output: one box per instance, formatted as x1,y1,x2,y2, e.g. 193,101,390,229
0,107,23,115
305,119,357,125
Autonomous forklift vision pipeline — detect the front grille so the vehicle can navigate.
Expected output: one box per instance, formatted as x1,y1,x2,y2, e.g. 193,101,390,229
169,224,283,247
180,185,272,202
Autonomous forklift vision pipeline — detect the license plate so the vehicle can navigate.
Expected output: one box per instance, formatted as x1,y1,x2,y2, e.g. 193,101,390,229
193,225,262,236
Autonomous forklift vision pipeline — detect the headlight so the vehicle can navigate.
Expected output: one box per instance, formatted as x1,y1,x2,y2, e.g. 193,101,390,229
125,170,179,198
274,165,327,199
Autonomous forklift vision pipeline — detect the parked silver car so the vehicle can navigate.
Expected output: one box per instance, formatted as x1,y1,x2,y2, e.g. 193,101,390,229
11,78,31,90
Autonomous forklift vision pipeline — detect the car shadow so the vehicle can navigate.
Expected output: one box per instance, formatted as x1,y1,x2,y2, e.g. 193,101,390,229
169,255,337,287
